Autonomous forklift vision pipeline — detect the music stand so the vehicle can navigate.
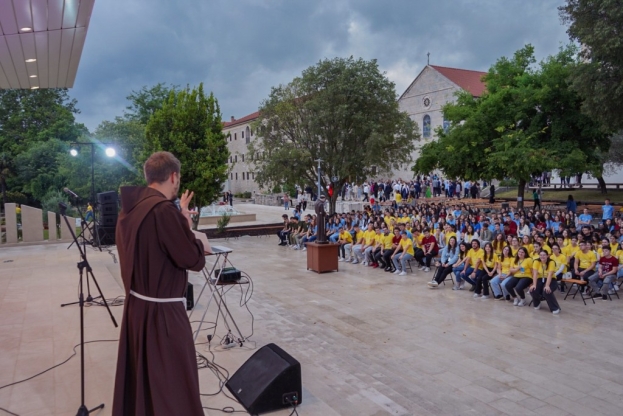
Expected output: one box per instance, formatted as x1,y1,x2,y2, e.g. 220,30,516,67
190,246,247,345
59,202,118,415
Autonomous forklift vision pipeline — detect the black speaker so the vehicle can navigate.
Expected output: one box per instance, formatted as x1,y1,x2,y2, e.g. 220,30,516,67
97,191,118,205
226,343,302,415
99,203,118,218
96,226,116,245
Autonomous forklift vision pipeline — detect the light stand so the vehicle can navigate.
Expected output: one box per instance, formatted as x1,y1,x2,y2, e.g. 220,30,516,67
59,202,118,415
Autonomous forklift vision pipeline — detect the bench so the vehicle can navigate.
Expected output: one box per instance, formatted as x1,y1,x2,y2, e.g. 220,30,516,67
561,278,595,305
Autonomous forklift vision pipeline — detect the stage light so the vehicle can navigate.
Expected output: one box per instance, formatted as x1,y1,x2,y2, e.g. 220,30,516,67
70,149,78,157
105,147,116,157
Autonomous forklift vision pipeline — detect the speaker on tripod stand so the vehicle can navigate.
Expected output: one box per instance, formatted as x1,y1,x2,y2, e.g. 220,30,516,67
96,191,118,246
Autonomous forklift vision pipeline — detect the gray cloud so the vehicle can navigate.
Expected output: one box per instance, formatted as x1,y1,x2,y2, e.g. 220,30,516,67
71,0,570,131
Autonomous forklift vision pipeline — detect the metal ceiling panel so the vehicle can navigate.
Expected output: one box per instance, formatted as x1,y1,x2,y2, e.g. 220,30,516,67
0,38,19,86
76,0,95,28
0,64,10,88
0,0,95,89
5,34,28,87
0,0,19,35
31,0,47,32
13,0,34,33
48,0,65,31
48,29,62,87
34,30,48,87
57,28,75,86
65,26,86,88
62,0,79,29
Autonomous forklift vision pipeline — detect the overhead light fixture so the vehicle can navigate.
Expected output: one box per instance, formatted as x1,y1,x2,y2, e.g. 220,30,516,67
70,149,78,157
21,27,33,32
29,75,37,78
25,58,36,63
31,86,39,90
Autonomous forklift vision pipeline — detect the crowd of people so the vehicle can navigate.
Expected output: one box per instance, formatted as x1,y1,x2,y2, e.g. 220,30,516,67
276,195,622,315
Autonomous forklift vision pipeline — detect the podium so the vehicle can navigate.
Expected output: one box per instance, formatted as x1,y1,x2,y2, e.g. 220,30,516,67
306,242,339,273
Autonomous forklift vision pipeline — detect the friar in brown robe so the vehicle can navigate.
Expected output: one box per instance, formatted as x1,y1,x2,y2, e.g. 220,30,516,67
113,152,206,415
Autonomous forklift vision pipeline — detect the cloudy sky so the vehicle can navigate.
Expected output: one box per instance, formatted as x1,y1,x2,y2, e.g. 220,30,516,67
71,0,572,132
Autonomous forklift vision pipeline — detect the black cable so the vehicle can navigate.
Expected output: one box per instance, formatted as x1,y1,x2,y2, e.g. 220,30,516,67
0,406,19,416
0,339,118,416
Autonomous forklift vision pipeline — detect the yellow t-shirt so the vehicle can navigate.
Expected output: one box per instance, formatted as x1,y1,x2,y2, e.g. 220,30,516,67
363,230,376,245
339,231,353,244
514,258,534,278
467,248,485,270
563,244,580,259
576,250,597,269
395,193,402,203
530,251,541,261
550,253,567,274
483,255,497,271
382,234,394,250
500,257,513,275
522,243,534,254
374,233,384,245
562,238,571,247
541,244,552,254
533,259,556,279
493,243,505,256
354,230,364,244
399,238,414,256
510,246,519,257
445,232,457,246
617,250,623,265
610,243,619,253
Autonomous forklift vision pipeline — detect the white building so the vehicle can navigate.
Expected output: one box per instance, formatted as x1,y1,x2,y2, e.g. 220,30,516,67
393,65,486,179
222,111,260,195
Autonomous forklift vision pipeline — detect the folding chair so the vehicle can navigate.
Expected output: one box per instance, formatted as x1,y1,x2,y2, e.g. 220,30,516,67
562,278,595,305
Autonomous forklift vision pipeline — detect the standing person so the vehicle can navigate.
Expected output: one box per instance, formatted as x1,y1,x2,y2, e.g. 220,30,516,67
566,195,577,214
529,250,561,314
602,198,614,224
283,193,290,210
85,202,94,222
363,182,370,202
113,152,206,415
533,188,541,210
228,191,233,206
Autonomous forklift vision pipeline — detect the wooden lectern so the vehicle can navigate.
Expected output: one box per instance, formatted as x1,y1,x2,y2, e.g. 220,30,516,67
306,242,339,273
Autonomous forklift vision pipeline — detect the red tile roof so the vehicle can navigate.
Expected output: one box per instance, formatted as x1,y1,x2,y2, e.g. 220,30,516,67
222,111,260,128
430,65,487,97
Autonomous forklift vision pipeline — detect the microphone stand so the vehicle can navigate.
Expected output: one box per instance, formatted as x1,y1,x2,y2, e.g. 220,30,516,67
59,202,118,416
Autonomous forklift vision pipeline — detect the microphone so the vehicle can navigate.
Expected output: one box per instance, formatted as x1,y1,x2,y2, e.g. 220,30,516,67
63,187,79,199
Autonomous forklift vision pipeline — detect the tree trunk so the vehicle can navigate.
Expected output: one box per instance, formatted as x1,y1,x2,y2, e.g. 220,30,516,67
517,179,526,210
596,176,607,194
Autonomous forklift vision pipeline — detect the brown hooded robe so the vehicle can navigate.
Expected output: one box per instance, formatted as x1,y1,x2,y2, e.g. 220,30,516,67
112,186,205,415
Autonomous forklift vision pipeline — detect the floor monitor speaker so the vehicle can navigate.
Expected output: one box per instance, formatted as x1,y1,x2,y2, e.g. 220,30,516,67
226,343,301,414
96,226,116,246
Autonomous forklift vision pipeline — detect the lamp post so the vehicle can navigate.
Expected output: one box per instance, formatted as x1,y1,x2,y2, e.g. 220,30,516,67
315,158,322,200
69,143,116,203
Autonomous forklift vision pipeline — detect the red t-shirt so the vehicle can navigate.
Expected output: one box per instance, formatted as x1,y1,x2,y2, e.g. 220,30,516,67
421,235,438,253
599,256,619,274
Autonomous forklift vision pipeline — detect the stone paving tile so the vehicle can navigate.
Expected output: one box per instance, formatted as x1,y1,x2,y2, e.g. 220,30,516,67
2,223,623,415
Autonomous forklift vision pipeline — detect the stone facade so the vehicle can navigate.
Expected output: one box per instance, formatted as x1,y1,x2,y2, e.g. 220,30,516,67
393,65,476,179
222,114,260,195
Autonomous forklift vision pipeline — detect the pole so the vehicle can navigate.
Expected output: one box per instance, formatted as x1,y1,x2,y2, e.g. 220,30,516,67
90,144,95,205
315,158,322,199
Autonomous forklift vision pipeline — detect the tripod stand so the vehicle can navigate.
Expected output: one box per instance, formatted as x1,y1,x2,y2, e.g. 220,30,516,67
60,202,118,415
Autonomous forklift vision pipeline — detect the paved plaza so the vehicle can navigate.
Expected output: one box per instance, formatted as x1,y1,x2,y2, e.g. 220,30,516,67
1,204,623,415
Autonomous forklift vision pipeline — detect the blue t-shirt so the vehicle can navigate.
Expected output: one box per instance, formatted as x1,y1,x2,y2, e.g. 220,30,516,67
602,204,614,220
578,213,592,223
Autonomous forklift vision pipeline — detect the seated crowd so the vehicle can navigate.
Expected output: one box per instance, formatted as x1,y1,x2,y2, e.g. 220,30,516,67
276,199,623,315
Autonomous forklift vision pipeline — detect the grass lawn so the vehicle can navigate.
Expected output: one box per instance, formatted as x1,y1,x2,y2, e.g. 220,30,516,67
496,188,623,204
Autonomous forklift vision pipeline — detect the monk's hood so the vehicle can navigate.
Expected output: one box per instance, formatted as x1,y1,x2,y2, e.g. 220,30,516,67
119,186,168,214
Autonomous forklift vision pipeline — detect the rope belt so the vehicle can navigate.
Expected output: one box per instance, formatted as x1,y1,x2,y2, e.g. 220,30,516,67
130,290,186,306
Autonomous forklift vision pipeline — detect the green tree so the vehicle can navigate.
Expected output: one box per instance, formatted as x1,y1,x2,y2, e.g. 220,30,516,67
144,84,229,227
0,89,85,205
560,0,623,132
414,45,610,207
250,57,419,213
125,83,179,125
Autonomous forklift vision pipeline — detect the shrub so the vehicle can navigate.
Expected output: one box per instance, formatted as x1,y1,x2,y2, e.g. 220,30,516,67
41,190,77,218
499,179,518,187
4,191,28,205
216,212,231,234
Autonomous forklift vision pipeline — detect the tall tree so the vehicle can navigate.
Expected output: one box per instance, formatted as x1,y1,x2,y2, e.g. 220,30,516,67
0,89,85,205
144,84,229,226
560,0,623,132
249,57,419,213
125,83,179,125
414,45,610,207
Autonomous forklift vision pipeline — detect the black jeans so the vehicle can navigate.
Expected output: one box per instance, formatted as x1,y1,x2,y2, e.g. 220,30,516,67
277,230,290,243
376,249,393,268
435,265,454,283
505,277,533,299
531,279,560,311
475,271,494,295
